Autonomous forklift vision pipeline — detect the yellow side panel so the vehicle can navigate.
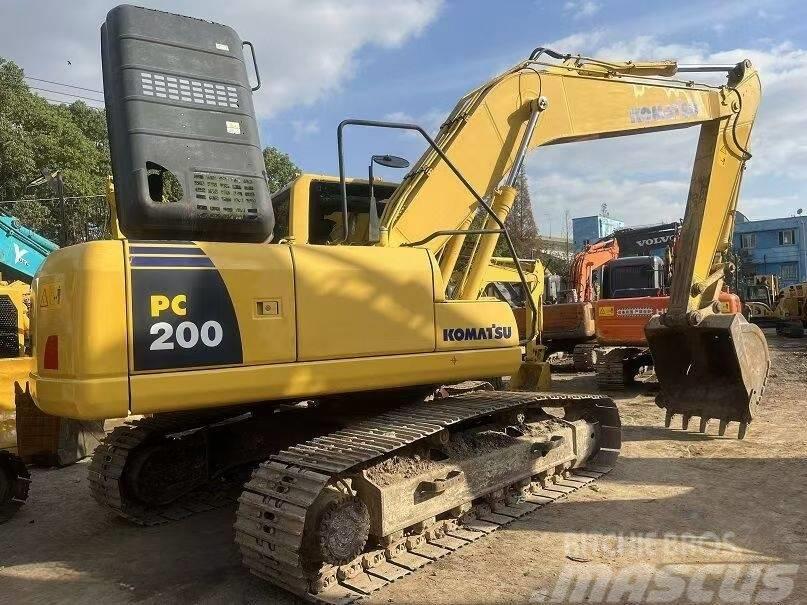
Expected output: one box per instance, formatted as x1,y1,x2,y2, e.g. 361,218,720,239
196,243,296,366
130,349,520,414
435,300,519,351
31,242,129,419
0,357,32,412
292,246,436,361
0,357,31,450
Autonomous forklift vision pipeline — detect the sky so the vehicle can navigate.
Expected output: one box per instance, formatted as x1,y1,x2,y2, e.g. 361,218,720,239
2,0,807,233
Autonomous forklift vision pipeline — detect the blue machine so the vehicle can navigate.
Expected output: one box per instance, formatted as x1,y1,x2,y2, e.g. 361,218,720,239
0,214,58,282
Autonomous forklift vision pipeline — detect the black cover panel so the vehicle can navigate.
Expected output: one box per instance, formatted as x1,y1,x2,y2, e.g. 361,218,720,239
612,222,678,257
102,4,273,242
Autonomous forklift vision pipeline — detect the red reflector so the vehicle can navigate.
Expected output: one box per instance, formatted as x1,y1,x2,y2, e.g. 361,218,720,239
43,335,58,370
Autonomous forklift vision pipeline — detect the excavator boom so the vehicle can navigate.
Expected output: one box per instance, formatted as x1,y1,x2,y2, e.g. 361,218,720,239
375,52,767,435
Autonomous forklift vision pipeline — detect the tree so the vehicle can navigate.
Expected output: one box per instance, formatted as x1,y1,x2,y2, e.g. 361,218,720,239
495,166,539,257
0,57,111,245
263,146,301,193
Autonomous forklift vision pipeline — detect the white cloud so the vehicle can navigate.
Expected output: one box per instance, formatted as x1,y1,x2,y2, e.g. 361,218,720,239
544,30,606,52
0,0,443,117
562,1,601,19
527,170,691,230
383,109,446,137
524,33,807,227
740,195,804,220
291,119,320,140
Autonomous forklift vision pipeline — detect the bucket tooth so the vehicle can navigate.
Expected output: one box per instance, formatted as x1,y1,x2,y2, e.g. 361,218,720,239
738,422,748,440
664,410,674,428
698,417,709,433
682,414,692,430
718,419,728,436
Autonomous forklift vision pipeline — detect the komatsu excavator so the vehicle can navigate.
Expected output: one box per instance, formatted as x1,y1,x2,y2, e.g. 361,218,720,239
29,6,767,601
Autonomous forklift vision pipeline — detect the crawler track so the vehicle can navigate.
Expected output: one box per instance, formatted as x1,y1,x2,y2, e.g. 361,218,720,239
0,450,30,523
572,343,598,371
595,347,630,390
594,347,652,391
88,416,239,525
235,391,620,603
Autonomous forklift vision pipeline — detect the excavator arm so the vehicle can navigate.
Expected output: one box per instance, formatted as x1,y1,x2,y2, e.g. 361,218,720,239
375,50,766,433
570,238,620,302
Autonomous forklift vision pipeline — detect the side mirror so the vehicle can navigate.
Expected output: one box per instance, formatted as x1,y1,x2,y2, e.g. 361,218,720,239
368,154,409,243
373,155,409,169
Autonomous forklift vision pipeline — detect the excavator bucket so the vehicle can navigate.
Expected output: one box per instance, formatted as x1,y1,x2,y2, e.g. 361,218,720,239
645,313,770,438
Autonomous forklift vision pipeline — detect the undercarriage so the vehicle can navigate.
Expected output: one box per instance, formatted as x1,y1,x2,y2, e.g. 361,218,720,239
572,342,599,371
88,388,620,602
594,346,653,390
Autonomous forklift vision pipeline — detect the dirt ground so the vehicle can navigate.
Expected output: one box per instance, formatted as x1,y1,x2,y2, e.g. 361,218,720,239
1,330,805,604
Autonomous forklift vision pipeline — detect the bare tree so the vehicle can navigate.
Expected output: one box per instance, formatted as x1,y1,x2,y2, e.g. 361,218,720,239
495,166,538,257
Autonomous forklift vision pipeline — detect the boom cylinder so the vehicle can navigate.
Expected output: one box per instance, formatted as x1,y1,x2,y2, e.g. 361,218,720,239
457,99,545,302
458,186,517,300
439,213,475,285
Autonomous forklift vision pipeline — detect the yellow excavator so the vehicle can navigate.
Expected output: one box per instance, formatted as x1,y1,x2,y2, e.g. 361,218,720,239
0,281,32,522
29,5,767,601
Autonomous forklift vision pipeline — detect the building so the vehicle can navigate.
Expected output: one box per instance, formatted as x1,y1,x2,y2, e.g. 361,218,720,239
538,234,572,260
572,215,625,251
733,214,807,286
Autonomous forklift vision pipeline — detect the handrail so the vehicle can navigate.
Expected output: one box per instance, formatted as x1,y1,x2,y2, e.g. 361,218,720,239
336,119,538,344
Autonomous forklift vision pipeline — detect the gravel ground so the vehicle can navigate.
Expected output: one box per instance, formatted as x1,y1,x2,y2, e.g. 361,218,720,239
1,329,804,605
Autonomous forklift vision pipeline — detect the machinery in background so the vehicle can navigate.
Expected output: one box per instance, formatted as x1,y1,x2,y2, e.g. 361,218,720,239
592,256,744,392
0,281,33,522
542,237,618,367
742,274,779,319
0,216,57,521
593,255,670,389
0,214,58,282
592,223,679,388
743,274,806,337
543,273,563,304
772,282,807,337
593,235,742,394
545,222,680,371
30,6,767,600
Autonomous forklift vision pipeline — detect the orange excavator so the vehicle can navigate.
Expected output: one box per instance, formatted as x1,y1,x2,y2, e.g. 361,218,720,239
542,237,618,369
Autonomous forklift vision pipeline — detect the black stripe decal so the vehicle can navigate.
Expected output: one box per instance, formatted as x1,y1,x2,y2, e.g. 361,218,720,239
129,239,196,245
129,245,206,256
130,256,215,268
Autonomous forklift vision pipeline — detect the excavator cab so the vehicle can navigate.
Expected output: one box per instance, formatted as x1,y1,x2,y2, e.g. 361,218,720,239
271,174,398,245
